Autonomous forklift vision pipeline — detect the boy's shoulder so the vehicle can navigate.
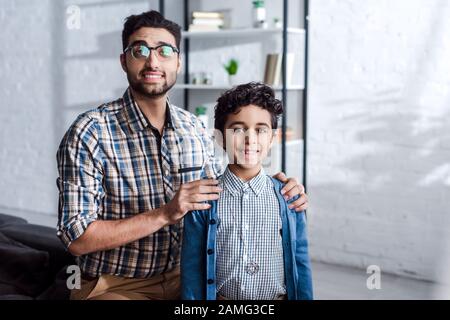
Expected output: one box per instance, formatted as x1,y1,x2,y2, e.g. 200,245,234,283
268,175,284,190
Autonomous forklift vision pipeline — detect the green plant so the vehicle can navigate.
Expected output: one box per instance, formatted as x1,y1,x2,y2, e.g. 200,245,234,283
223,59,239,75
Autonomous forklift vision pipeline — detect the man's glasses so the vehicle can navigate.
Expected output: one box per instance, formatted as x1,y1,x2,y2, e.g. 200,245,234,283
124,43,179,61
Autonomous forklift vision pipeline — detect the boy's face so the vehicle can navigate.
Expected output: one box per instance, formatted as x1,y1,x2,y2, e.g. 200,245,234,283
223,104,275,168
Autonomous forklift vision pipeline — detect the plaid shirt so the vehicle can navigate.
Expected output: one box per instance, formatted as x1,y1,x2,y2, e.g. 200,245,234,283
215,167,286,299
56,88,222,278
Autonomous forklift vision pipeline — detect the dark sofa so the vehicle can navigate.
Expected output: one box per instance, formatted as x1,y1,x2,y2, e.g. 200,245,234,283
0,213,75,300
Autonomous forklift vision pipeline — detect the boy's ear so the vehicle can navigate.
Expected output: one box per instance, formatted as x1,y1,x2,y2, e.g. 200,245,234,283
213,129,225,149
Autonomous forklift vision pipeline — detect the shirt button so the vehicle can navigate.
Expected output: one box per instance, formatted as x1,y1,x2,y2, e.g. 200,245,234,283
207,249,214,255
243,254,247,261
207,279,214,285
164,170,170,176
209,219,216,225
244,224,249,231
56,231,62,236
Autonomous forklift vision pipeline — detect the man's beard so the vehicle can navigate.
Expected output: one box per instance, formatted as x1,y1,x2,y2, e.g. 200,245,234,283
127,71,176,98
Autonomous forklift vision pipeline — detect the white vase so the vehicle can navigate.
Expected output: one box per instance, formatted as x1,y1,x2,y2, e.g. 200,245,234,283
228,74,238,86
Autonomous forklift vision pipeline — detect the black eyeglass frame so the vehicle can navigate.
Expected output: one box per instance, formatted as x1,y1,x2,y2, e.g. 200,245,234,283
123,43,180,60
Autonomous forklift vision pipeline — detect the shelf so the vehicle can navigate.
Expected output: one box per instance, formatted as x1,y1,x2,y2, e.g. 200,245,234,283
174,84,304,90
182,27,305,39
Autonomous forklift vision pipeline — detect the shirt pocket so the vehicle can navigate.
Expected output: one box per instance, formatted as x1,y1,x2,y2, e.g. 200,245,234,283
173,129,206,183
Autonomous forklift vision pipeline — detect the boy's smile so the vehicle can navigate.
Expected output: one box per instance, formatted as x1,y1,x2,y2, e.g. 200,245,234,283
239,146,260,163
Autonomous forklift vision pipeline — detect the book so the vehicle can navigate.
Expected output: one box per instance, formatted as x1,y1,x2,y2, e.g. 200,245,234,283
190,10,226,31
263,53,295,86
263,54,279,85
192,18,224,27
192,11,224,19
188,24,221,32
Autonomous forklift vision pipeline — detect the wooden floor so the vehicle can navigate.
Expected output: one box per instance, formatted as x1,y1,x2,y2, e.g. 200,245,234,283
311,261,449,300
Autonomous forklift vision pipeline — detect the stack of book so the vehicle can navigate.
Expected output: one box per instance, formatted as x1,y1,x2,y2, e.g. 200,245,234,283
189,11,225,32
263,53,295,86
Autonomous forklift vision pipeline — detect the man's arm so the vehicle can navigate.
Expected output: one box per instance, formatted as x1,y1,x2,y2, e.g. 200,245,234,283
57,115,221,256
68,179,221,256
68,207,166,256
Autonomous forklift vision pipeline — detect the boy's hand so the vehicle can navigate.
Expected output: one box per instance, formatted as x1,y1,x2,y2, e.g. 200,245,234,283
161,179,222,225
273,172,308,212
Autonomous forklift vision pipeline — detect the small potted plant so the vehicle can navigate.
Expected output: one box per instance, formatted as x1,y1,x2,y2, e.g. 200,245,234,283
223,58,239,85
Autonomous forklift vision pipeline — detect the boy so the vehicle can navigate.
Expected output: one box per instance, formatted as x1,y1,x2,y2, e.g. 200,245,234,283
181,82,313,300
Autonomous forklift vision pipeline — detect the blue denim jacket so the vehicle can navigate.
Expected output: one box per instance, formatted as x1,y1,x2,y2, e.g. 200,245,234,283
181,177,313,300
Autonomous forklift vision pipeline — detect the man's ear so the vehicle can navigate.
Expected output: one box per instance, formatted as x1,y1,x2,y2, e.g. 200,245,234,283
120,54,127,73
176,55,182,74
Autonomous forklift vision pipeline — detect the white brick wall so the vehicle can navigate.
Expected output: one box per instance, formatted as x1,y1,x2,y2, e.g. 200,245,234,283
308,0,450,282
0,0,158,225
0,0,55,223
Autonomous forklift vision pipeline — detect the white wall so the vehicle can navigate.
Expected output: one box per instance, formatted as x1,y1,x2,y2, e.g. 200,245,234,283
307,0,450,283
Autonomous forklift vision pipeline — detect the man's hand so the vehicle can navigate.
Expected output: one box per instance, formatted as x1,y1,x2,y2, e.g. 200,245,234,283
67,179,222,256
273,172,308,212
161,179,222,225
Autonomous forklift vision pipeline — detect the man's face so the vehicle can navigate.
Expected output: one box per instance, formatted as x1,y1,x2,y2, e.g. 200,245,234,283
223,104,275,169
120,27,181,98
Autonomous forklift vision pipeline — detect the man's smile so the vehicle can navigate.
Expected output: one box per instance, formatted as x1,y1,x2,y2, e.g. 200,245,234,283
141,71,165,83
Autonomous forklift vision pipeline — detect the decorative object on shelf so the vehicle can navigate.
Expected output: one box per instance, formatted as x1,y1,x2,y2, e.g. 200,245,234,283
202,72,213,85
252,0,267,29
224,58,239,86
189,11,225,32
273,17,283,29
195,105,209,129
263,53,295,86
191,72,202,85
190,72,213,85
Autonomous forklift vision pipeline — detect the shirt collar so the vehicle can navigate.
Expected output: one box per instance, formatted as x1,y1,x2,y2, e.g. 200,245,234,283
222,166,267,197
122,87,174,133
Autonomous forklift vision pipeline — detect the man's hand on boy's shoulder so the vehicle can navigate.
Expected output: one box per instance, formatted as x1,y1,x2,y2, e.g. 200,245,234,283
273,172,308,212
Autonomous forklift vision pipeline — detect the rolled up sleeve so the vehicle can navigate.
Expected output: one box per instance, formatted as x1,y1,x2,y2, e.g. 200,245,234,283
56,116,104,249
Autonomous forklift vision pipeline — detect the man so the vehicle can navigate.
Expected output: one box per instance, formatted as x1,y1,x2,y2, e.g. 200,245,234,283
56,11,308,300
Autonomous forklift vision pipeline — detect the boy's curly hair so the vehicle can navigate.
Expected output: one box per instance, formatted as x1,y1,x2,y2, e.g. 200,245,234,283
214,82,283,134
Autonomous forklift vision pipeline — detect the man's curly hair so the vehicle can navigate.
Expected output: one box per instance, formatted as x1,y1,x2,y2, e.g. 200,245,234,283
214,82,283,134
